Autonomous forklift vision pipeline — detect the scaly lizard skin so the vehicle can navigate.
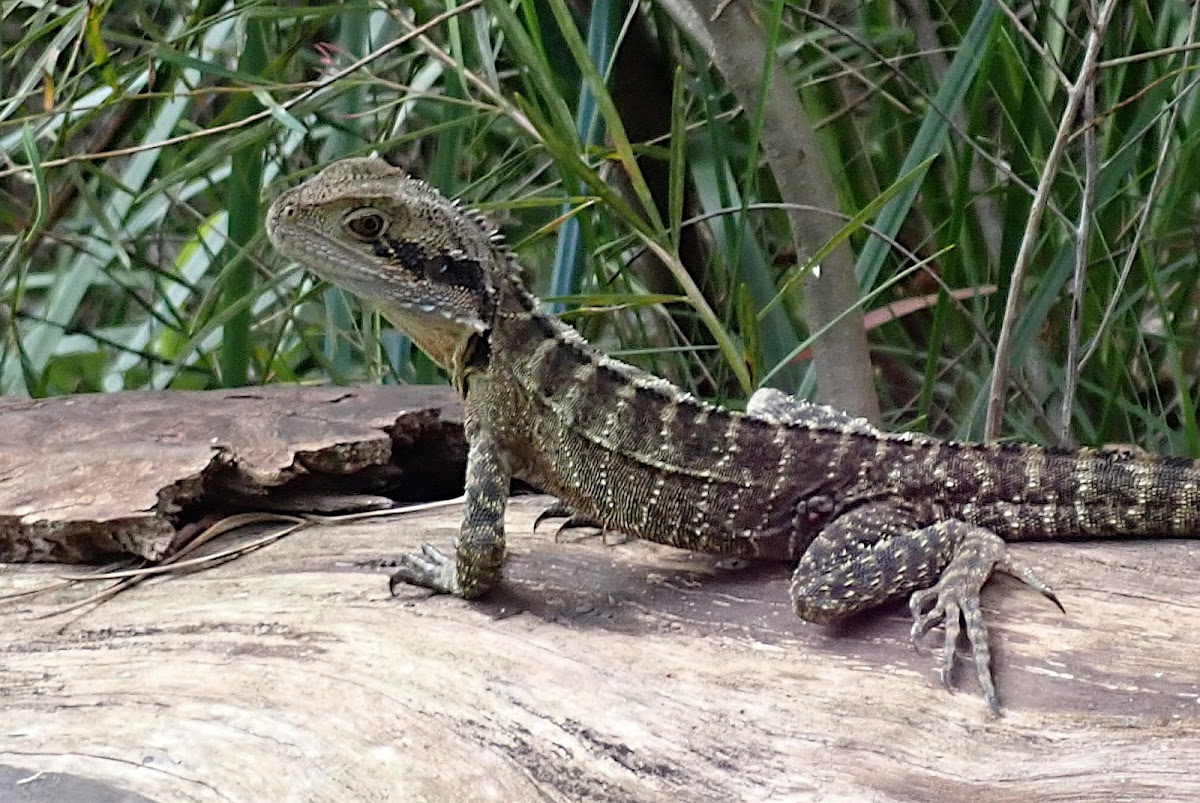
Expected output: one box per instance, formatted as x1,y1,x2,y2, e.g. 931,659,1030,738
266,156,1200,712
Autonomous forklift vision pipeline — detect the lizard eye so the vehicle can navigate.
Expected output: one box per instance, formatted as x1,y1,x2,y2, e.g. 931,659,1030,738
344,210,387,240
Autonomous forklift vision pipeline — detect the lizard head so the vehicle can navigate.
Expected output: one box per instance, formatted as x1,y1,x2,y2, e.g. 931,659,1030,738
266,156,504,381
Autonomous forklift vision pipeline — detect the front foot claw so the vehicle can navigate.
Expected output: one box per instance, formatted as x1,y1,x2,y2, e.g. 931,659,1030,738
388,543,463,596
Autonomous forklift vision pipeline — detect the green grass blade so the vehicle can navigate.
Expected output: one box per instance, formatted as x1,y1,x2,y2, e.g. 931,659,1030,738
854,0,998,293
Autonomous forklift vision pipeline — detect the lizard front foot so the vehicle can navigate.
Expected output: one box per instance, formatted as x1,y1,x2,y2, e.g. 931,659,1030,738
908,524,1062,714
388,544,463,596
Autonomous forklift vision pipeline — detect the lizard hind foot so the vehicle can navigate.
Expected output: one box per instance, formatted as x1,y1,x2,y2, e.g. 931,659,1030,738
533,500,575,531
533,501,612,544
907,523,1061,714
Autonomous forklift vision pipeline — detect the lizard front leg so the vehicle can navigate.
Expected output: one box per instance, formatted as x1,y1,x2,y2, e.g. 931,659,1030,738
389,419,510,599
791,502,1059,712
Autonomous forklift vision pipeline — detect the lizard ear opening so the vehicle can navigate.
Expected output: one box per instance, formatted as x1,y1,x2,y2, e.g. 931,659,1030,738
343,208,388,241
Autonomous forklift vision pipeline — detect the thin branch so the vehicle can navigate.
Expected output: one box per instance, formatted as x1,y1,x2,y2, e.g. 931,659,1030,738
792,0,1076,233
993,0,1072,92
390,14,539,142
1077,2,1200,375
984,0,1118,440
1099,41,1200,69
1058,0,1099,448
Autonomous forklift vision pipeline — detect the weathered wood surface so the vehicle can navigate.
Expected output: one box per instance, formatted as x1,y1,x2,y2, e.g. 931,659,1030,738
2,494,1199,802
0,385,464,563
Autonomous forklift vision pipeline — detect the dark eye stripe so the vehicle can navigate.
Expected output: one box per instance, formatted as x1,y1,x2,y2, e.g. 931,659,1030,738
374,238,488,297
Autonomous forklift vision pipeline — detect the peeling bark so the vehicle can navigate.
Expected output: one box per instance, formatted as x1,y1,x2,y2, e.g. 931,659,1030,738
0,385,464,562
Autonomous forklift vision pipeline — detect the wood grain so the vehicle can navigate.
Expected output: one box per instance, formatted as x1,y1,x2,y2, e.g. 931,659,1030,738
2,495,1199,801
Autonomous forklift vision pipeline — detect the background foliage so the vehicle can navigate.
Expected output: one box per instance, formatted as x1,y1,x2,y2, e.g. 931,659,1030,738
1,0,1198,454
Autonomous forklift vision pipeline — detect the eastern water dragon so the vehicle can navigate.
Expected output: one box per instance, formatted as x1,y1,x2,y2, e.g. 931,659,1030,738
266,156,1200,712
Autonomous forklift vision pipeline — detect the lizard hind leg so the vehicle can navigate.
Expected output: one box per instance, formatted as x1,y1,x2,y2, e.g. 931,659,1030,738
789,502,938,624
790,505,1060,712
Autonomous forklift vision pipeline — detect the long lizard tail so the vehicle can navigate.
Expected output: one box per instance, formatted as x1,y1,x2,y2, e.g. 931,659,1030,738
955,444,1200,540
